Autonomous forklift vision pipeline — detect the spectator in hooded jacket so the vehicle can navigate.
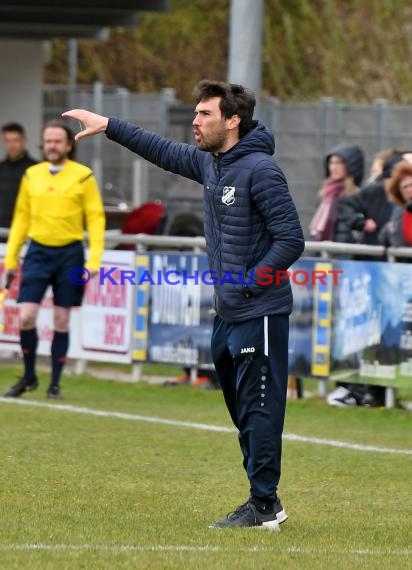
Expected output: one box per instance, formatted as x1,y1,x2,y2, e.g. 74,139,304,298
310,143,364,242
0,123,37,241
63,79,305,531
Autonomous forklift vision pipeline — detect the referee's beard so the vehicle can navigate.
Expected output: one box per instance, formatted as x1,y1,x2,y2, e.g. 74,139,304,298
44,149,70,166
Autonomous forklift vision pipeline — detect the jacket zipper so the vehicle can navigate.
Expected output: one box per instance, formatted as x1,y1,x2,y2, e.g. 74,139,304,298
210,156,222,271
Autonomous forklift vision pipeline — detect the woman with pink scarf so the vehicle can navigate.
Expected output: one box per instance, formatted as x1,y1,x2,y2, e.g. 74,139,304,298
310,143,364,241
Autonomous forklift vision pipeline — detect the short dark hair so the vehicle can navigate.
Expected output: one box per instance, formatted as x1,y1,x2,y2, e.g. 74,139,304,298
194,80,256,138
2,122,25,135
42,119,76,160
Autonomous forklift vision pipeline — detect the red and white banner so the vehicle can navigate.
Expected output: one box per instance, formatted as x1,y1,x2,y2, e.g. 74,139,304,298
0,245,134,364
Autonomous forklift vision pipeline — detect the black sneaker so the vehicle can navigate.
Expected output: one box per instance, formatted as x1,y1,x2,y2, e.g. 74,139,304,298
274,497,288,524
4,376,39,398
209,501,280,530
47,385,63,400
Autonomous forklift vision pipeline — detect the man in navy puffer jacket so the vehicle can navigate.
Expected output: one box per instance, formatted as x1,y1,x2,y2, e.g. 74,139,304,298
63,80,305,530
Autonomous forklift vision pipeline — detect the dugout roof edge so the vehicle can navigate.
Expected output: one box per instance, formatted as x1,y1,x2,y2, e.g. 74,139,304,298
0,1,170,39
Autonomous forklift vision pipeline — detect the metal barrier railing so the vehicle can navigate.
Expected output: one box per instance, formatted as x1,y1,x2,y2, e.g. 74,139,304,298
1,227,409,407
105,231,412,262
1,227,412,260
101,232,411,408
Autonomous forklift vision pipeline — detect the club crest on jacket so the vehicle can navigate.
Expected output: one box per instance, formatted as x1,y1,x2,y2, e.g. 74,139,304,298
222,186,236,205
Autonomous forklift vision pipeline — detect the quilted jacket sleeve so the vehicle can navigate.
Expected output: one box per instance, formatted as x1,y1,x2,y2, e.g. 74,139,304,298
106,118,205,184
246,159,305,295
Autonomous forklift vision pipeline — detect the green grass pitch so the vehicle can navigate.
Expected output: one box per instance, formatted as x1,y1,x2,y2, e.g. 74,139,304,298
0,367,411,569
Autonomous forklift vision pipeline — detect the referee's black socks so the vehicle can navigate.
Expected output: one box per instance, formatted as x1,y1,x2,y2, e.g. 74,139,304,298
51,331,69,387
20,328,38,380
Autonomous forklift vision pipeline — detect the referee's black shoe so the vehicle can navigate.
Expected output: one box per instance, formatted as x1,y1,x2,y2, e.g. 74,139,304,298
4,376,39,398
47,385,63,399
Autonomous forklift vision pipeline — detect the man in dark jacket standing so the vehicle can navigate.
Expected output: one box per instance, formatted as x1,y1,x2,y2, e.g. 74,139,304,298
0,123,37,240
63,80,305,531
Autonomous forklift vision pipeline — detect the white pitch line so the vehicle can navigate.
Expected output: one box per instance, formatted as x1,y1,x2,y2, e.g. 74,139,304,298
281,433,412,455
0,544,410,556
0,397,234,432
1,397,411,456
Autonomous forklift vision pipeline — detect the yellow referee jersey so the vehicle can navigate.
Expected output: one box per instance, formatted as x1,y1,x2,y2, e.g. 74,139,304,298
5,160,105,271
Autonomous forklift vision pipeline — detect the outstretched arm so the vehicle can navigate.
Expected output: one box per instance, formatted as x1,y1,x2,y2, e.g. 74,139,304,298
62,109,109,141
106,118,204,183
63,110,205,184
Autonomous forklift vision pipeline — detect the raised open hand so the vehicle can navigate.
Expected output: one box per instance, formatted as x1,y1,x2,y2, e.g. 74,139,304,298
61,109,109,141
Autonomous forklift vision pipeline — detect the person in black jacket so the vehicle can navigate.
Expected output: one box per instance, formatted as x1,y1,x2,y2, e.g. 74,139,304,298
0,123,37,241
334,150,406,247
63,80,305,530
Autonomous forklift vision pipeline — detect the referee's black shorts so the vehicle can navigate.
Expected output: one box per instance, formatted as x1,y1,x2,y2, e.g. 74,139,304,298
18,240,85,307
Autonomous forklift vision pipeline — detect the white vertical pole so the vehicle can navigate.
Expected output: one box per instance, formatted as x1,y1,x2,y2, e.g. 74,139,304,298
228,0,263,115
132,158,146,207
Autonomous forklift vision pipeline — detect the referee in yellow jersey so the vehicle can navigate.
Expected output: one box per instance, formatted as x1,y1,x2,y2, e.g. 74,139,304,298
3,120,105,399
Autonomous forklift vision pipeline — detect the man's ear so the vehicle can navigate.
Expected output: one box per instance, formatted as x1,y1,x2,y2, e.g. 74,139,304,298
228,114,241,130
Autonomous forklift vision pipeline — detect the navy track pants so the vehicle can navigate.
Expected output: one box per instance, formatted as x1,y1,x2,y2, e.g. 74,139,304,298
211,313,289,503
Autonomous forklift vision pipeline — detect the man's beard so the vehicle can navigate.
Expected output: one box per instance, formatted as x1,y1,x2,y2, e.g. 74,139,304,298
196,130,227,153
44,150,68,165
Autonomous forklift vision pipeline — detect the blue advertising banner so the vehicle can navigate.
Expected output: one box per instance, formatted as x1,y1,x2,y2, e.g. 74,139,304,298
136,253,331,375
288,258,317,377
330,260,412,389
132,252,412,389
145,253,215,366
288,258,337,378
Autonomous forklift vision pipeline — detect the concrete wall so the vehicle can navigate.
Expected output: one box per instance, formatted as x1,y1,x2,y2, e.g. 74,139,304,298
0,40,45,161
